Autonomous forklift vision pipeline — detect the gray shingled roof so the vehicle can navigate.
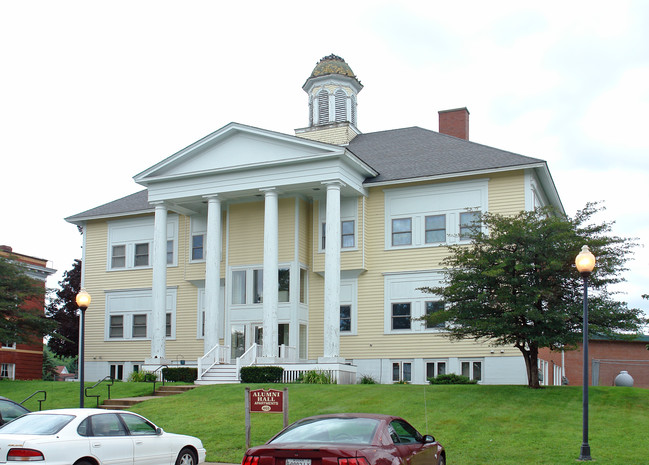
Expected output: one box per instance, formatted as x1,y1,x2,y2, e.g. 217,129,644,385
66,126,548,222
65,189,151,223
348,126,545,184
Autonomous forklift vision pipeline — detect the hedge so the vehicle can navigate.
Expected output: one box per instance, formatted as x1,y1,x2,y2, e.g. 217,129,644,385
240,366,284,383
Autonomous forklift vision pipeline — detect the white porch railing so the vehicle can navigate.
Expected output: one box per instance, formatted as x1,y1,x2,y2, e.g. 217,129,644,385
278,344,297,362
235,343,260,380
197,344,230,381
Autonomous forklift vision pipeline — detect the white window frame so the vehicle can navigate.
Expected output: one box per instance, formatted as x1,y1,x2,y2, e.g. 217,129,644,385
461,359,483,382
384,179,487,250
425,360,448,380
105,288,177,341
384,271,446,334
107,216,178,271
391,361,412,383
339,278,358,335
229,266,291,306
1,363,16,380
190,216,207,263
1,342,16,350
319,197,358,253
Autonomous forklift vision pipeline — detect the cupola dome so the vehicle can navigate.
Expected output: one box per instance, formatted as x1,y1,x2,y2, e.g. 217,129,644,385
302,54,363,129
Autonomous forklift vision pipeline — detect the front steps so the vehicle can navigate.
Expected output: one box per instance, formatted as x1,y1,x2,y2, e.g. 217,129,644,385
195,364,239,385
99,384,196,410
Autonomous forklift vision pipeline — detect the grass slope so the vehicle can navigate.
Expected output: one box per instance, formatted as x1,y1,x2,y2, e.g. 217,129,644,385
2,381,648,464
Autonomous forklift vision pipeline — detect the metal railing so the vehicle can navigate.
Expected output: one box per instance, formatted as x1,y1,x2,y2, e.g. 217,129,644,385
149,364,168,394
20,391,46,411
84,376,115,407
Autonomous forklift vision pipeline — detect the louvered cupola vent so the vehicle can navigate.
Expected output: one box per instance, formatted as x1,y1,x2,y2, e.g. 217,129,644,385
317,89,329,125
335,89,347,122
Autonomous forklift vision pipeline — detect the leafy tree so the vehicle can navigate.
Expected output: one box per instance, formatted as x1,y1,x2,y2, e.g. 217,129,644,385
0,256,54,344
421,203,646,388
46,259,81,358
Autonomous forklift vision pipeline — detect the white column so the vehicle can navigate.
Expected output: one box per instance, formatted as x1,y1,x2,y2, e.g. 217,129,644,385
261,188,279,359
322,181,344,360
150,202,168,361
204,195,222,353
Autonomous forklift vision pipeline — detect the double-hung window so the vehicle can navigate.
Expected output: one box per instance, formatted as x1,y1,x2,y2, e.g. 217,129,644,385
192,234,204,261
425,215,446,244
111,245,126,268
425,301,446,329
391,218,412,246
134,243,149,267
109,315,124,338
391,303,411,330
321,220,356,249
166,240,174,265
132,314,147,338
340,305,352,332
460,211,481,241
341,220,355,248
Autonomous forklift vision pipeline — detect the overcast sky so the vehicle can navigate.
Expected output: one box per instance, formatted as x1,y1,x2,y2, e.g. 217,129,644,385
2,1,647,313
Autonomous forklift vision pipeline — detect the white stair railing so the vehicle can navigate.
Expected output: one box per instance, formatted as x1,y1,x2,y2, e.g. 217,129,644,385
197,344,230,381
235,343,259,380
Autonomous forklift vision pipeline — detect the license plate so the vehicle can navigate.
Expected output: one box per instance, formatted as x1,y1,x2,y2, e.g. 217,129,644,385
287,459,311,465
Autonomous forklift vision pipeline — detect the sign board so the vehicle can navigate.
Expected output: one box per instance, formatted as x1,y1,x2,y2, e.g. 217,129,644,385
249,388,284,413
245,387,289,449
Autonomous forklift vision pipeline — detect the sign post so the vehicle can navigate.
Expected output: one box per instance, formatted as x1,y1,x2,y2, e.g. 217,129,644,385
245,387,289,449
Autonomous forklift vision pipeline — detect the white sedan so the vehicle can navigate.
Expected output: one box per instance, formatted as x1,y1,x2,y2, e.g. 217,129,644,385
0,408,206,465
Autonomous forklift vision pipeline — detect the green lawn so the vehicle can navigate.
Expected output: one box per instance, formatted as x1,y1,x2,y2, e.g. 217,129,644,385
2,381,648,464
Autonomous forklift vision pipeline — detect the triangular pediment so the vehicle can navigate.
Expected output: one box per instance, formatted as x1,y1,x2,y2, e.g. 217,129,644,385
134,123,345,183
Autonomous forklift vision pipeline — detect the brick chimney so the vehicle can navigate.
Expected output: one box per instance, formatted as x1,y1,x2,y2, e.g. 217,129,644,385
438,107,469,140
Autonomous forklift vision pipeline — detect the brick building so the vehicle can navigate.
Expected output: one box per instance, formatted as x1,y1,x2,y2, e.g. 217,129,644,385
539,335,649,388
0,245,56,380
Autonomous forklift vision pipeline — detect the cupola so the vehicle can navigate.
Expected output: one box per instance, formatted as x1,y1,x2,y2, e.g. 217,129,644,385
303,54,363,128
296,55,363,145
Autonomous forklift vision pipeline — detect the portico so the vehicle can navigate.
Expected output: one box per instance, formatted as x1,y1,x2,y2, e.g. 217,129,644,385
137,123,375,369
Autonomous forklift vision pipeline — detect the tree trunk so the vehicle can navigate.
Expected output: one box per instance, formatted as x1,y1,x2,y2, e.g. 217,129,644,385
517,343,541,388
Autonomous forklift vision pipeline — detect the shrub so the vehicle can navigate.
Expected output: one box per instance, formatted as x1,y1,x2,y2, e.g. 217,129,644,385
128,370,157,382
359,374,377,384
298,370,333,384
428,373,478,385
162,367,198,383
240,366,284,383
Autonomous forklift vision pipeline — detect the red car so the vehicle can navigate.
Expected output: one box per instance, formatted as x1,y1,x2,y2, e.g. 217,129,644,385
242,413,446,465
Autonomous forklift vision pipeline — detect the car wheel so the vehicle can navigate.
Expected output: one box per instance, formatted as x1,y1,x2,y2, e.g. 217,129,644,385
438,455,446,465
176,447,197,465
75,461,94,465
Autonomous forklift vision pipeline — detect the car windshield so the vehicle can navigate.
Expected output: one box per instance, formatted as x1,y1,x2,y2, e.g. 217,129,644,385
0,414,74,435
269,417,379,445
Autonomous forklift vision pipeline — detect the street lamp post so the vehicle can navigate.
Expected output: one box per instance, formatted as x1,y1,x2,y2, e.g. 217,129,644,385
76,289,91,408
575,245,596,461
